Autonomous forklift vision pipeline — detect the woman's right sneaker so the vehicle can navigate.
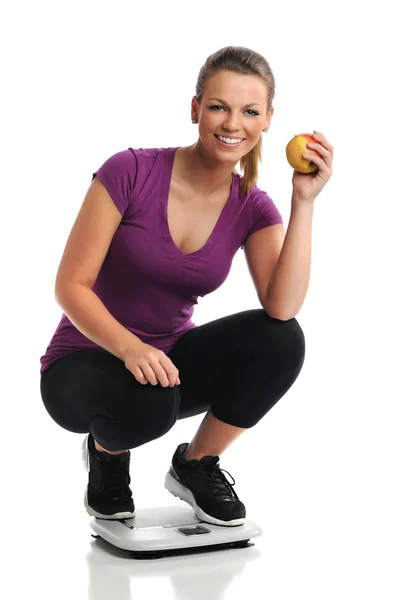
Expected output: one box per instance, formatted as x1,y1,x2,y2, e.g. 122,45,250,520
82,432,135,519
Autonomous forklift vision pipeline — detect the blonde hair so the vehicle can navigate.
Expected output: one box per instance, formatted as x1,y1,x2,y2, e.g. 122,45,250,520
194,46,275,198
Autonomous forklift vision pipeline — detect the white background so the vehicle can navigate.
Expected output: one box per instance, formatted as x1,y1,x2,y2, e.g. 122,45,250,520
2,0,398,598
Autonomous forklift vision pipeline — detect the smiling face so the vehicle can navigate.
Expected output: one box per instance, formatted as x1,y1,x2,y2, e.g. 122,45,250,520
192,69,273,163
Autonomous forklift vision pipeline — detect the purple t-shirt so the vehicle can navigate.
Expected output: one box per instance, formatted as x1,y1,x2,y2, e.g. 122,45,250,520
40,146,283,374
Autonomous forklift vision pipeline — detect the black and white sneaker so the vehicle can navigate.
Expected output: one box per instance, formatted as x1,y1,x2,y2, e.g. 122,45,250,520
164,443,246,527
82,432,135,520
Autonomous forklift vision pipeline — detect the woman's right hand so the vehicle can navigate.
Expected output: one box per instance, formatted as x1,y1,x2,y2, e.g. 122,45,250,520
123,342,181,387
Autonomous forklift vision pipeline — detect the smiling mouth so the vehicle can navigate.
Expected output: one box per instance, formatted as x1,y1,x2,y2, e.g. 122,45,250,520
214,134,246,145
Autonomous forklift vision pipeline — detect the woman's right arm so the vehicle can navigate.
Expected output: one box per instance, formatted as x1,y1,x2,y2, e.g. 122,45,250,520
55,282,143,361
54,176,180,387
55,176,143,361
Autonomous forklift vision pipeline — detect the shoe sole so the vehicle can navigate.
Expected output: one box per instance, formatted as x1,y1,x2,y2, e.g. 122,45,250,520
82,435,135,520
164,471,245,527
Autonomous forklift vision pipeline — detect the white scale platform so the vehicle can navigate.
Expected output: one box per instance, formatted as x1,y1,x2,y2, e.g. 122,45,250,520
90,504,263,559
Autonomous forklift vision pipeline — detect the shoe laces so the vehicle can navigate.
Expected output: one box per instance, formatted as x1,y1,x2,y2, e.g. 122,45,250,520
101,453,132,500
198,457,239,501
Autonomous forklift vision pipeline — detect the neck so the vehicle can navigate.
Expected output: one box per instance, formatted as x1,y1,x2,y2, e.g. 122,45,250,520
180,142,236,194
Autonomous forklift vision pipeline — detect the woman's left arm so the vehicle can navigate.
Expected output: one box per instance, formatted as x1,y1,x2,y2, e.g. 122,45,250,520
266,131,334,320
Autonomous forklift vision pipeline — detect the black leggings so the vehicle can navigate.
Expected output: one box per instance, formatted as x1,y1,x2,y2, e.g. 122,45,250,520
40,309,306,452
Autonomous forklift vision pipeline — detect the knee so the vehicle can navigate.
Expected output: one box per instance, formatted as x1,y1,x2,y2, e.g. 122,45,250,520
286,316,305,351
150,389,180,437
92,386,180,451
260,310,306,364
277,317,305,364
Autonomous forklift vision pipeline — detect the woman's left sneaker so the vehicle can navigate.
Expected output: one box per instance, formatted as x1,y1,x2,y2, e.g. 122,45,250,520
164,442,246,527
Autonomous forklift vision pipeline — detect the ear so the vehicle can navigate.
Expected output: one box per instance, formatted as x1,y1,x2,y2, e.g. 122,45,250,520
191,96,200,119
264,105,274,130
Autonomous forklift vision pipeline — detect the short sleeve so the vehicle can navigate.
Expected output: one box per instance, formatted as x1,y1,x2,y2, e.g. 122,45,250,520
241,189,284,249
92,149,138,216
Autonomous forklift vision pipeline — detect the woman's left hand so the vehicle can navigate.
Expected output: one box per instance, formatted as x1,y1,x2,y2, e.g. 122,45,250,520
292,131,334,203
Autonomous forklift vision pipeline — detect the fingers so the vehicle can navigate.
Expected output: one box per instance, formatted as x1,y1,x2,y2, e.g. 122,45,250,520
296,131,334,155
306,132,333,169
136,367,148,385
313,130,333,144
306,142,329,160
312,131,334,154
142,362,179,387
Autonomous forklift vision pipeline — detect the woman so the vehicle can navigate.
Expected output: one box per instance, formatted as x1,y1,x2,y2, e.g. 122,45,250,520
40,46,333,527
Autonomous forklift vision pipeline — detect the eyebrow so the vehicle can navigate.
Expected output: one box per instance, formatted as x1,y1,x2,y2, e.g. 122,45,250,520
208,97,263,108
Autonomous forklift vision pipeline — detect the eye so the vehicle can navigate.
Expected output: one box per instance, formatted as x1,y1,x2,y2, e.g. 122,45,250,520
209,105,259,116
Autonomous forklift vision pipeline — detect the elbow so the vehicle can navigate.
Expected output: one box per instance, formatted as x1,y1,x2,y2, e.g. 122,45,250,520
261,289,300,321
55,281,84,306
261,301,297,321
264,309,293,321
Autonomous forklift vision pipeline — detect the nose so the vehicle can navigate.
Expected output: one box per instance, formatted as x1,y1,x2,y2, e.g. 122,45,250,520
222,111,242,132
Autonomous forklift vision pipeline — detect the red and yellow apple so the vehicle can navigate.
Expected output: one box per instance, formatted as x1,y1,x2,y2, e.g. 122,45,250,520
286,133,318,173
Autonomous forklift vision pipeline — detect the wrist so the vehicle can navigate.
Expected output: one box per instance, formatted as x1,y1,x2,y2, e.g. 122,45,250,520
119,334,144,361
291,192,316,206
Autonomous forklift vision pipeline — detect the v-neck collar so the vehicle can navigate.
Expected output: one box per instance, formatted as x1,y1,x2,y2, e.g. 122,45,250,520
160,147,236,262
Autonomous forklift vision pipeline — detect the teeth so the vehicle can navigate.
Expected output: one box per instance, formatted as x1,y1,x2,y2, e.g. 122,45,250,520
216,135,243,145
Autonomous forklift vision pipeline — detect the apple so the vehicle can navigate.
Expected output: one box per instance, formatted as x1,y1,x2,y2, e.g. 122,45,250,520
286,133,319,173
